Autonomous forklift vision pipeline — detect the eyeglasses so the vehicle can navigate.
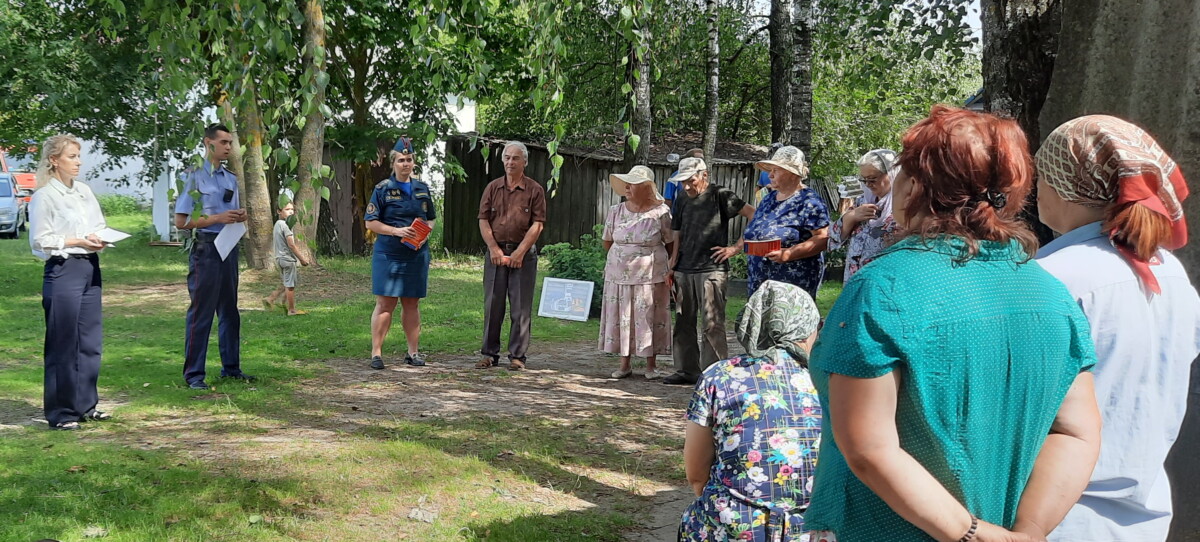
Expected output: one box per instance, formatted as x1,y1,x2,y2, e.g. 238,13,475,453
860,176,882,187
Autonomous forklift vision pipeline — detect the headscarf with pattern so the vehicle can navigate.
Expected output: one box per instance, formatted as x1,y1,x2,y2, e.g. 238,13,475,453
735,280,821,365
1036,115,1189,294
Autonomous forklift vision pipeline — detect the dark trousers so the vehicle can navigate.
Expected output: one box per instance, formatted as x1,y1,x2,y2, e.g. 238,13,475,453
42,254,102,426
481,248,537,361
671,270,729,380
184,240,241,384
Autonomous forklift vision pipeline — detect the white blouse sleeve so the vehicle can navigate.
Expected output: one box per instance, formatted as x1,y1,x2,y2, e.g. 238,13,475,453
29,191,65,255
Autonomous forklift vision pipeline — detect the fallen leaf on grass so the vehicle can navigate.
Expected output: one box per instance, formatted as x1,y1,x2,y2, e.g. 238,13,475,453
143,383,151,387
82,525,108,538
249,515,263,524
496,450,515,458
67,465,87,473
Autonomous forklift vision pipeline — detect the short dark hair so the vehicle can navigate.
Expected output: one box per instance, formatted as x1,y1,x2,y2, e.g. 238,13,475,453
204,123,231,139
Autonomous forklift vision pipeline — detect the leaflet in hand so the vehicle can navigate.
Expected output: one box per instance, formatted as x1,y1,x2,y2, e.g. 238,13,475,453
95,228,132,245
402,219,433,250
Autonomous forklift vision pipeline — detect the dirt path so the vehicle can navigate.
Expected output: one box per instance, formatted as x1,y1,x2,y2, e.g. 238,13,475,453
2,269,747,540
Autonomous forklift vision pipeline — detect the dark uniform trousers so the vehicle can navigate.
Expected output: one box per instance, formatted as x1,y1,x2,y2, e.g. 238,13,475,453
183,236,241,384
481,243,537,361
42,253,102,426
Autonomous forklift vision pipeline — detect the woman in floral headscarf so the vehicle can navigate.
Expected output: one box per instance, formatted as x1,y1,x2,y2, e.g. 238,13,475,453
679,280,823,542
1035,115,1200,542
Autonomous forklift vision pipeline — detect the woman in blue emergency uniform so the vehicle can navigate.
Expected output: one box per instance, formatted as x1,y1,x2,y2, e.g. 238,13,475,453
365,137,437,370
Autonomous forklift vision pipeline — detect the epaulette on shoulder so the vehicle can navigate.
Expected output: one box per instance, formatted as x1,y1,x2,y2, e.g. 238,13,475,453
375,179,390,189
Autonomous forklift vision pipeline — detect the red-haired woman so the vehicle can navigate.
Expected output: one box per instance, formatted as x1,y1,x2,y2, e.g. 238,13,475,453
1035,116,1200,541
803,106,1102,541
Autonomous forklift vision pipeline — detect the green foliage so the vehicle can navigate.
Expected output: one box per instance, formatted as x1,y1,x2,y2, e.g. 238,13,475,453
539,224,607,315
0,0,203,185
728,253,749,279
96,194,143,216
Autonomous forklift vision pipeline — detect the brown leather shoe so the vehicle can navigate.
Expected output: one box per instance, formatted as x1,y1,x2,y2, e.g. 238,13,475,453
507,358,525,371
476,357,498,369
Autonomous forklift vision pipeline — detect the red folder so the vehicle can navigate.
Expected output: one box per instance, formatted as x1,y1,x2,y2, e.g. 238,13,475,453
402,218,433,250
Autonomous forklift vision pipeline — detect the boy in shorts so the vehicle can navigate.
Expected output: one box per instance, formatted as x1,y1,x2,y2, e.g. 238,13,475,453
264,202,311,315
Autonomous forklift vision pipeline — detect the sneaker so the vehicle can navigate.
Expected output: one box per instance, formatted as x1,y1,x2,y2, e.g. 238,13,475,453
370,356,385,370
82,410,112,421
611,368,633,379
188,380,210,390
221,372,256,382
405,352,426,367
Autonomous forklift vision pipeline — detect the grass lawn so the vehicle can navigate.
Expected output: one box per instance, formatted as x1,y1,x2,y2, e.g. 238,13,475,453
0,212,841,541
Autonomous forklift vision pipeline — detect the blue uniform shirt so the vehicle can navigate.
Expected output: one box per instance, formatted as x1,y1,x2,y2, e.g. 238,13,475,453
174,161,240,234
364,176,437,254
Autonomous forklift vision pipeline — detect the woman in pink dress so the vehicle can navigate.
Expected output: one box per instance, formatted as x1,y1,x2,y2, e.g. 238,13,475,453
600,165,674,379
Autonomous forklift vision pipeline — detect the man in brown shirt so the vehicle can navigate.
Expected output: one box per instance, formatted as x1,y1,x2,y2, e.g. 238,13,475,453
477,141,547,370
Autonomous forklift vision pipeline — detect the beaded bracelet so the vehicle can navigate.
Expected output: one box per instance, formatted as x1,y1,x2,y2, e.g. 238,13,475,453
958,515,979,542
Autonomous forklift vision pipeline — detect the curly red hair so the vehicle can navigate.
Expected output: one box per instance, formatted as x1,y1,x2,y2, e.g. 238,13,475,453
897,105,1038,260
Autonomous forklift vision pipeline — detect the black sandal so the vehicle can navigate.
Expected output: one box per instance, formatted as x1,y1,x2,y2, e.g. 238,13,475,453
83,411,112,421
51,421,80,431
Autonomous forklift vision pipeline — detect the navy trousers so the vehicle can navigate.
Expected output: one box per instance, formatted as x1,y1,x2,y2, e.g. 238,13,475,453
183,240,241,384
42,254,102,427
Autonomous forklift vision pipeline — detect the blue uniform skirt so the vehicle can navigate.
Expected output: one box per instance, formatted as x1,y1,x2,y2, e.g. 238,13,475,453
372,248,430,298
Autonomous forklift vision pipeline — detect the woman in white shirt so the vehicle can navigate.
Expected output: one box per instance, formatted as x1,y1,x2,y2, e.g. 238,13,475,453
1036,115,1200,541
28,133,109,431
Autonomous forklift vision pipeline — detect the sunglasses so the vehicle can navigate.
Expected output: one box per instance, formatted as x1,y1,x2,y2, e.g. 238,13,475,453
859,176,882,187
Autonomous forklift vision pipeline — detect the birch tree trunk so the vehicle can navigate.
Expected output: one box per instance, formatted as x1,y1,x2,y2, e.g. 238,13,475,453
293,0,328,263
769,0,793,143
623,33,652,169
701,0,720,160
235,76,275,271
787,0,813,155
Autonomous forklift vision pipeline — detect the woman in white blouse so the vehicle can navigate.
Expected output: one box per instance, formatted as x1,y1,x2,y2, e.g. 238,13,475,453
28,133,110,430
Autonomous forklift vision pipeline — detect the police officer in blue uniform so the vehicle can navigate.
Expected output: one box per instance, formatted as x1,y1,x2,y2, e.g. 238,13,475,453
174,124,254,389
365,137,437,370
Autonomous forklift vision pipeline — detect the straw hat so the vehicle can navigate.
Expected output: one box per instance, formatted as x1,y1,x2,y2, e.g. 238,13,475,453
756,145,809,179
609,165,663,200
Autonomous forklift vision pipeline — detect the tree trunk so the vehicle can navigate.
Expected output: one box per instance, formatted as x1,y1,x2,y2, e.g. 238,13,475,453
349,48,372,254
234,76,276,271
701,0,720,160
623,33,652,169
982,0,1061,244
769,0,793,143
216,95,247,206
294,0,328,264
787,0,813,155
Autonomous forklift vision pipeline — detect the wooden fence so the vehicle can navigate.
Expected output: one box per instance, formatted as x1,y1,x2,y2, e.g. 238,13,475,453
443,135,796,253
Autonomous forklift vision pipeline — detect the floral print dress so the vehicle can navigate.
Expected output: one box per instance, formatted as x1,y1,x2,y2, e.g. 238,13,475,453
743,188,831,299
827,191,897,282
598,202,673,357
681,350,823,542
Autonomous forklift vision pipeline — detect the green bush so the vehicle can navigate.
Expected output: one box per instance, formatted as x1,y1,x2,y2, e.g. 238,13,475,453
97,194,143,216
540,224,607,316
728,253,749,279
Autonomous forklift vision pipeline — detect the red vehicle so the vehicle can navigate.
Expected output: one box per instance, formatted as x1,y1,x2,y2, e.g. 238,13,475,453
0,149,37,206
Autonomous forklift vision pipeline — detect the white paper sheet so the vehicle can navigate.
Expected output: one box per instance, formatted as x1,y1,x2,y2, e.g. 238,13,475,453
95,227,132,245
214,222,247,261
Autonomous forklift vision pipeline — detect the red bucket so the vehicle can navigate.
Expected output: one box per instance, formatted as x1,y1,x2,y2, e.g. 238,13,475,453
744,238,781,257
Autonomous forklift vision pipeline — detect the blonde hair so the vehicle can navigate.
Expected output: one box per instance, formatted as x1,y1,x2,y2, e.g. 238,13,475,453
35,134,82,189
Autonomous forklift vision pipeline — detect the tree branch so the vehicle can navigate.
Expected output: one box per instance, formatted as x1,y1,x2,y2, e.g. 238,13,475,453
723,24,770,66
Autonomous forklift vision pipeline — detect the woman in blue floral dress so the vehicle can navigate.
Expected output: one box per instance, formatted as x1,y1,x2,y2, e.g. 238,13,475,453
680,280,823,542
740,146,830,299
